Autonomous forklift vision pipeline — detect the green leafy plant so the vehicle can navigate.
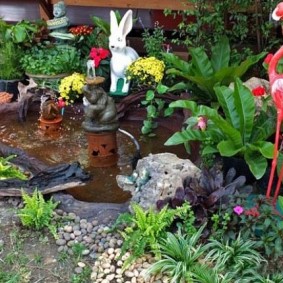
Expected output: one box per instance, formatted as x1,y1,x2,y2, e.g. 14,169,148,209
223,194,283,259
239,271,283,283
113,202,190,268
205,233,265,274
18,189,58,237
163,36,266,104
142,22,167,60
141,83,173,136
164,0,277,55
165,78,276,179
20,43,83,76
0,155,28,180
145,226,208,283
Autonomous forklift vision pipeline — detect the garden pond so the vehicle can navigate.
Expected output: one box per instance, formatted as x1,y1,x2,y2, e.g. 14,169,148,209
0,105,188,203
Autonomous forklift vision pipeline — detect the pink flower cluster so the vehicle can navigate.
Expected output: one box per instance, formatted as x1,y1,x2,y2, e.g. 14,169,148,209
89,47,110,68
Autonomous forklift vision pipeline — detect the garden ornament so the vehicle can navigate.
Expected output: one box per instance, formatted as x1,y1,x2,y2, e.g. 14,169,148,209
272,2,283,21
109,10,139,95
47,0,69,33
266,46,283,204
40,92,60,120
87,59,96,79
82,77,119,132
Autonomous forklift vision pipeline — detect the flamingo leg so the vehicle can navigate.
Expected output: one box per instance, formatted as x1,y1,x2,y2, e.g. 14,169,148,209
266,113,282,198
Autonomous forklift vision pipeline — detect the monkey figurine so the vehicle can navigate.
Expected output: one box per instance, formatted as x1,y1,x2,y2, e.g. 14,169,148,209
40,93,60,120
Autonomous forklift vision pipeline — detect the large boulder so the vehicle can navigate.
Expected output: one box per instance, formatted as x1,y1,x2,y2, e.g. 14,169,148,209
116,153,200,211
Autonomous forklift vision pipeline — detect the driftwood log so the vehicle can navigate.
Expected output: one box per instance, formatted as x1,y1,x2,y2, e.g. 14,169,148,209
0,142,90,197
53,193,129,223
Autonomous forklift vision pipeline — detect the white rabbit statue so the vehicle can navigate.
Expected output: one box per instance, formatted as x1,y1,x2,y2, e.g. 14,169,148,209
109,10,139,94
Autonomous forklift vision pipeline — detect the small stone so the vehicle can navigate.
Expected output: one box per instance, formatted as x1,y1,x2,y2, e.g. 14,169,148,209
125,271,134,277
78,262,86,268
106,274,115,281
74,267,83,274
63,233,71,241
74,230,81,236
0,240,4,248
63,225,73,233
82,249,90,256
56,239,66,246
68,212,77,219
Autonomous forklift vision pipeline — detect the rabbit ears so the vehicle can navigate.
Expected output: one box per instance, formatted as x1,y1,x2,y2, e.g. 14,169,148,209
110,10,133,36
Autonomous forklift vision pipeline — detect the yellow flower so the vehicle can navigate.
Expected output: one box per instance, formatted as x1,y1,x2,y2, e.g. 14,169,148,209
59,72,86,104
126,57,165,87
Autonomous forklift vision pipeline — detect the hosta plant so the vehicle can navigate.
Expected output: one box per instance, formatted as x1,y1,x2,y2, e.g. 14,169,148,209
165,78,276,179
162,36,265,104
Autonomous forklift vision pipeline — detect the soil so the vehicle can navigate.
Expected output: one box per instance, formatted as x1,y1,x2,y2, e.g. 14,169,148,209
0,197,94,283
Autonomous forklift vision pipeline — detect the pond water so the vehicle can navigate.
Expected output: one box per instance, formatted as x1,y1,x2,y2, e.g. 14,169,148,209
0,105,189,203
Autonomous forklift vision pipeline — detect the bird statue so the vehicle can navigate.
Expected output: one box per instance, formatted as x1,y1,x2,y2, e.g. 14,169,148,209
266,46,283,204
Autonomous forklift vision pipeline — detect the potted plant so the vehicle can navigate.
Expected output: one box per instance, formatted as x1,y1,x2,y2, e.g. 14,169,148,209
20,42,83,90
0,19,41,99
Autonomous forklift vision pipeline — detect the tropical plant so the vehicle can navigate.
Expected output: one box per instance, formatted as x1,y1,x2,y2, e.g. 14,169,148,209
162,36,266,104
145,226,208,283
205,233,265,274
18,189,58,237
165,78,276,179
0,155,28,180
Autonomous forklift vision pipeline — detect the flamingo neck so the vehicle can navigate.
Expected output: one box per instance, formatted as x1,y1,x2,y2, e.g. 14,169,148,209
269,47,283,86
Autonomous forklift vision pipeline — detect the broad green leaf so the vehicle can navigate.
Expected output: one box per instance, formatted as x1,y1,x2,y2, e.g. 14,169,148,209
250,108,276,142
167,82,191,92
233,52,266,78
245,149,267,179
252,141,274,159
165,129,211,146
156,84,169,94
164,107,174,117
234,78,255,143
146,90,155,101
189,47,214,77
211,36,230,71
162,52,192,74
214,84,239,129
202,145,219,155
147,105,157,118
217,140,242,157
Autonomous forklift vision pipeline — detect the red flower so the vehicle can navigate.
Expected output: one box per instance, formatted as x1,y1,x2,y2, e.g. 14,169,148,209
264,53,273,64
89,47,110,67
252,86,265,97
244,207,260,217
69,25,93,36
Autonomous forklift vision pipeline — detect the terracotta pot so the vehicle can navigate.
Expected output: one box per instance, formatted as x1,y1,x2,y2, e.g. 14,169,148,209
39,115,63,133
86,131,118,167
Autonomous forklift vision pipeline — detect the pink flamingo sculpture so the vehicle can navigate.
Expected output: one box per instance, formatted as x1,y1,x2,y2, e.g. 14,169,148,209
266,46,283,204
